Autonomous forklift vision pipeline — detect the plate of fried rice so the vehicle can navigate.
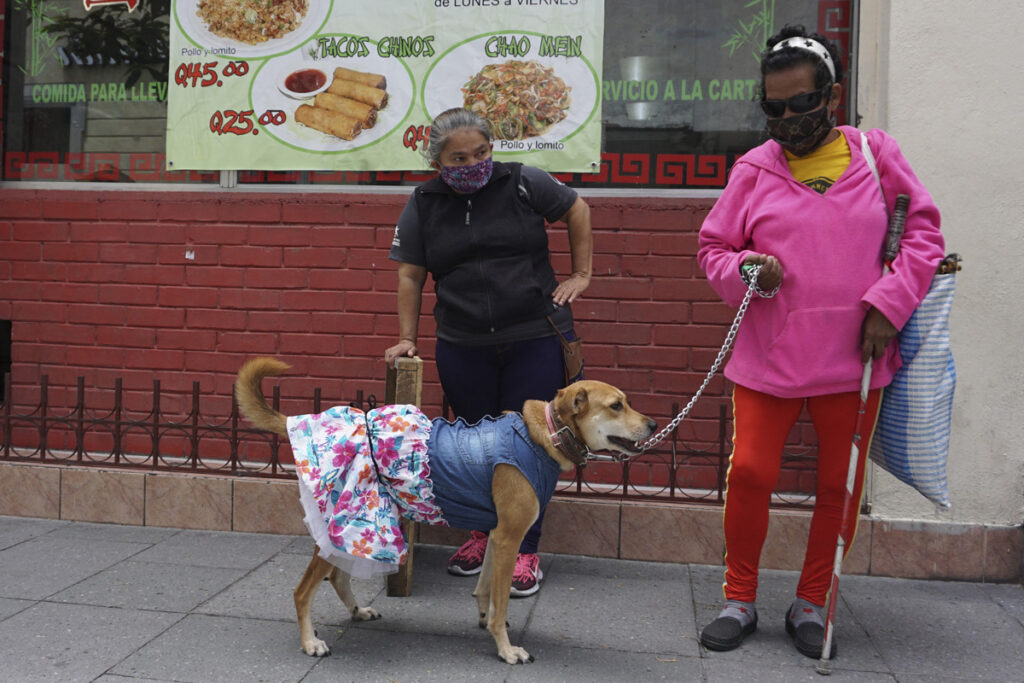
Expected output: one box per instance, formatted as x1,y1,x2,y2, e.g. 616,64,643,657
177,0,331,58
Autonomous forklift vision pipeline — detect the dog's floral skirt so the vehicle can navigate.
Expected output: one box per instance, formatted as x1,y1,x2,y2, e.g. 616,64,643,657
287,404,447,578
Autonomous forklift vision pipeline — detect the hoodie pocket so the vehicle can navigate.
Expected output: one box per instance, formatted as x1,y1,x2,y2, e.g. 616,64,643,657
766,306,864,388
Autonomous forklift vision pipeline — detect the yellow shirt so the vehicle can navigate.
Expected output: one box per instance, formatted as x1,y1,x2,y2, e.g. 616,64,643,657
785,132,851,194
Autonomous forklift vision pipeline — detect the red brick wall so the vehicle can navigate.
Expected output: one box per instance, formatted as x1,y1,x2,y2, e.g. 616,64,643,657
0,188,727,426
1,187,829,493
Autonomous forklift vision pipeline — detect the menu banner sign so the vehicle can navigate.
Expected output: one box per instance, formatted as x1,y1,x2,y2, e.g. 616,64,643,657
166,0,604,172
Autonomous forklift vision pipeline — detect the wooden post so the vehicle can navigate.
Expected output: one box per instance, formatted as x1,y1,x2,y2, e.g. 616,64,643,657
385,356,422,597
386,355,423,406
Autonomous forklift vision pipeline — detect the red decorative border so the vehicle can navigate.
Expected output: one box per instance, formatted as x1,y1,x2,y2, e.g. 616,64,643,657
2,152,739,188
4,152,217,183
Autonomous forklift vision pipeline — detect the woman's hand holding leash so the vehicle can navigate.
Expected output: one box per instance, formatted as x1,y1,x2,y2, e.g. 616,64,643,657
742,254,783,291
742,254,783,298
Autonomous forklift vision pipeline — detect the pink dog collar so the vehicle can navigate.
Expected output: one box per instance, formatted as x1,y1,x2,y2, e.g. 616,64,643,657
544,401,589,466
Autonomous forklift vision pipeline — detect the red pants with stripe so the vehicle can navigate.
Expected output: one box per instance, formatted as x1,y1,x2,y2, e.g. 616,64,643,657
723,384,881,606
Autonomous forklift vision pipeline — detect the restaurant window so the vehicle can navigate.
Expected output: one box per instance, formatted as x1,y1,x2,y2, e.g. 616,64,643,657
2,0,855,189
594,0,855,190
2,0,215,183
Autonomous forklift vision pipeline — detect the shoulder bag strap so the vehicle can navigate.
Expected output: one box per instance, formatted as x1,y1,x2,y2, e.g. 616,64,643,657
545,315,572,350
860,130,887,207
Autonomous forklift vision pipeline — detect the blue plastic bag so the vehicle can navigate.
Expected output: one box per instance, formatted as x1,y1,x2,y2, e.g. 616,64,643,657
868,270,956,508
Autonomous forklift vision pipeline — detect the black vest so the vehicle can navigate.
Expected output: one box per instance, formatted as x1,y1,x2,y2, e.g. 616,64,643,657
414,162,557,334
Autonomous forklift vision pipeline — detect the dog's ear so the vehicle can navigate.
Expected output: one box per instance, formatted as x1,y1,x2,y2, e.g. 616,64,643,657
571,386,588,415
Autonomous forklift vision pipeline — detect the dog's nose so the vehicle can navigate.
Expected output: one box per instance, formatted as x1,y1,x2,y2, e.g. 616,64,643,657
646,418,657,432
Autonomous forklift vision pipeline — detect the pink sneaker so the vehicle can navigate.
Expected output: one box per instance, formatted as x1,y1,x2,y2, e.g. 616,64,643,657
447,530,488,576
510,553,543,597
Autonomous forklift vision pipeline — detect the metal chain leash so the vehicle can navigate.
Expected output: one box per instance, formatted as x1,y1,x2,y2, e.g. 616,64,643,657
634,263,771,452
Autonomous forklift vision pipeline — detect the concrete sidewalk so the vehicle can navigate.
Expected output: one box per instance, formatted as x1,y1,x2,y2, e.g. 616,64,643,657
0,515,1021,682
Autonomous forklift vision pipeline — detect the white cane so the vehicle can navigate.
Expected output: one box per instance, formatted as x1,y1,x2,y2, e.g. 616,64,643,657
816,357,871,674
816,193,909,675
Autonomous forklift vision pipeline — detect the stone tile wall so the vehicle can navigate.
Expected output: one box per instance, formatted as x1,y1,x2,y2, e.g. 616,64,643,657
1,461,1019,582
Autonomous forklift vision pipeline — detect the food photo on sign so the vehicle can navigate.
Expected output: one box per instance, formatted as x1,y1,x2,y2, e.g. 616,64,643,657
422,32,599,153
248,39,415,153
175,0,331,57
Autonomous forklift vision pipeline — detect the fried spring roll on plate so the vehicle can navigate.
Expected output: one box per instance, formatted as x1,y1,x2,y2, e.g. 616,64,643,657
332,66,386,90
313,91,377,128
295,104,362,141
326,79,388,109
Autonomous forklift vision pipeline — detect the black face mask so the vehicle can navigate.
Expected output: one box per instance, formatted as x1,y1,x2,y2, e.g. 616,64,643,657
764,106,834,156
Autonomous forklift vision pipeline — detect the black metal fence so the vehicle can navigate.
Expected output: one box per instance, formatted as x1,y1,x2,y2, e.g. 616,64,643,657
1,373,817,507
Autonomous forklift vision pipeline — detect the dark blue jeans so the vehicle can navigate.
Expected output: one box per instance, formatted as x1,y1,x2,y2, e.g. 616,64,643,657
435,333,572,554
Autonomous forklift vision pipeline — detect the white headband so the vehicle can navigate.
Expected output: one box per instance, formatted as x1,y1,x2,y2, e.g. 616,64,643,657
771,37,836,82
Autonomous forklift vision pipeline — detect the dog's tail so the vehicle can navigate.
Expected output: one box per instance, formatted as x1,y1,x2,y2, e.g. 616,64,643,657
234,357,290,437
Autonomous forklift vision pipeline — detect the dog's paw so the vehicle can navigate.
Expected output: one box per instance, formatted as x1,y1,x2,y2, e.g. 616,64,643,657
301,638,331,657
351,606,381,621
497,646,533,665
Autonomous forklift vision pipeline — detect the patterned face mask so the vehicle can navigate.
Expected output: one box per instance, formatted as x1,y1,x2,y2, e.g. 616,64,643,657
440,157,493,193
764,106,834,156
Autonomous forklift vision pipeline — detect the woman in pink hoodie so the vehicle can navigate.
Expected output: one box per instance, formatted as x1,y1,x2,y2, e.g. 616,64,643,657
697,25,944,658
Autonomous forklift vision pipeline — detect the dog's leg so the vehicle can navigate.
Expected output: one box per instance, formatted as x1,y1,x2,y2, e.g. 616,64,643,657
294,552,335,656
326,566,381,622
474,535,495,628
487,464,539,664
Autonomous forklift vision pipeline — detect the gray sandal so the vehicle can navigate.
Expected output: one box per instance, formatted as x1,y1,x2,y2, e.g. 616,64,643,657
700,602,758,651
785,599,837,659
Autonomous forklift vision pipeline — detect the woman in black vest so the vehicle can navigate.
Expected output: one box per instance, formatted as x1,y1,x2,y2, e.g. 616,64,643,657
385,107,592,597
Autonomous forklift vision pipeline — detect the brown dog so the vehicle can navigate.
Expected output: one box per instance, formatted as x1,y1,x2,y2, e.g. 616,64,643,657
234,357,655,664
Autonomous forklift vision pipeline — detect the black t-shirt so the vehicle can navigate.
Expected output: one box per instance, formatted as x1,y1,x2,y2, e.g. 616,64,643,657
389,165,578,345
390,165,577,266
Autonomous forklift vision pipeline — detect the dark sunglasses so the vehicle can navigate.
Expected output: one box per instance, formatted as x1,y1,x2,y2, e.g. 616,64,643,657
760,86,829,118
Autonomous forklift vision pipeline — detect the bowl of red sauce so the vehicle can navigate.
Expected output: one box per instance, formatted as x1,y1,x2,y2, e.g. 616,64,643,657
277,67,329,99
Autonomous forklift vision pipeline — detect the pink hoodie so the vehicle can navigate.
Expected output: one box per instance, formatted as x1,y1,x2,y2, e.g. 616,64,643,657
698,126,945,398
